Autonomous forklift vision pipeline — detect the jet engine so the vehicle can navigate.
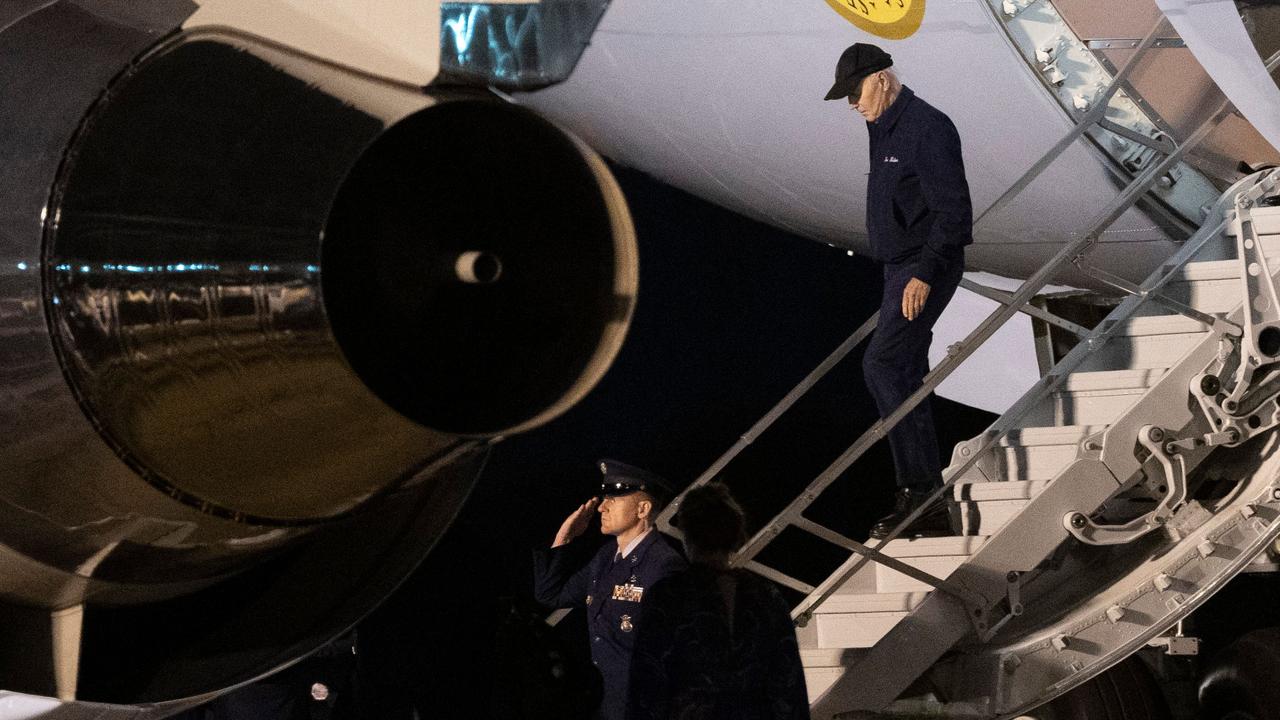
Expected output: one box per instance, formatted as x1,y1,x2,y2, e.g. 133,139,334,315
0,1,635,710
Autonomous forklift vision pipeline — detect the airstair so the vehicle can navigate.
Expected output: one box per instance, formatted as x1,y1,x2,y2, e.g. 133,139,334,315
797,178,1280,717
655,36,1280,717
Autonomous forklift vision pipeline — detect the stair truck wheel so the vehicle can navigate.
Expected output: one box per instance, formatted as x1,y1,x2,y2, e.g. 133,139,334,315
1031,656,1172,720
1199,628,1280,720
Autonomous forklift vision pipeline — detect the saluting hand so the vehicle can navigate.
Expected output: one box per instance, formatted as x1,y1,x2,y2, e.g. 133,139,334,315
553,497,600,547
902,277,931,321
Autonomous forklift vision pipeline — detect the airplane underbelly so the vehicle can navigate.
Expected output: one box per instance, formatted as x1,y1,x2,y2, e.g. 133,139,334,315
520,0,1278,286
519,0,1280,411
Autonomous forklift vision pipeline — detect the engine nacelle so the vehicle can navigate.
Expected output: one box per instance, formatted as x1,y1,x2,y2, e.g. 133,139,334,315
0,3,635,707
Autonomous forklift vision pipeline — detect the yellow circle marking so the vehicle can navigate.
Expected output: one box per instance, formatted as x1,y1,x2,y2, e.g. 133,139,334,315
824,0,926,40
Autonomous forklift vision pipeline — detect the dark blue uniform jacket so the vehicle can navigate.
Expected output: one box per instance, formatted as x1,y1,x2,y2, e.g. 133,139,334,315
533,531,686,720
866,85,973,284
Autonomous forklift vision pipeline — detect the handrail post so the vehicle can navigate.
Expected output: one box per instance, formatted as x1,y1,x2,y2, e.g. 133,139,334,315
788,109,1255,622
656,312,878,535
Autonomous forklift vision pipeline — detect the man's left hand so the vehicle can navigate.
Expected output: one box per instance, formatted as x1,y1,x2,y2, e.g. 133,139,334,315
902,277,931,321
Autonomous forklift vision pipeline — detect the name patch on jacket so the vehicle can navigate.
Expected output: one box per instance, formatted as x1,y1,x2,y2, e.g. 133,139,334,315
611,582,644,602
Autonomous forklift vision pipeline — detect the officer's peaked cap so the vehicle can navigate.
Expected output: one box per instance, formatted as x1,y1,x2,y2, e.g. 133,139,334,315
599,459,673,502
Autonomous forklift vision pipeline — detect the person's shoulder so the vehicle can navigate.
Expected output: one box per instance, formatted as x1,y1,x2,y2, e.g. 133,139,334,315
648,534,688,574
904,91,955,126
648,532,685,560
630,532,687,578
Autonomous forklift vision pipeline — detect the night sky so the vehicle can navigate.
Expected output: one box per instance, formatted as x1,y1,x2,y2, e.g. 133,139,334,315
217,166,997,719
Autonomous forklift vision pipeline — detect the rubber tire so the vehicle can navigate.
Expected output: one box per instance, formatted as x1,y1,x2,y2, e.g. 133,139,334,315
1199,627,1280,720
1039,656,1172,720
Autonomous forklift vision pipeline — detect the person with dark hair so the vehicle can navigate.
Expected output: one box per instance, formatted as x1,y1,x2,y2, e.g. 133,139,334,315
626,483,808,720
533,459,687,720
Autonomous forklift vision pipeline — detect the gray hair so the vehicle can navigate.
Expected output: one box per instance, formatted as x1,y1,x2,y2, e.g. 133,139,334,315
882,67,903,92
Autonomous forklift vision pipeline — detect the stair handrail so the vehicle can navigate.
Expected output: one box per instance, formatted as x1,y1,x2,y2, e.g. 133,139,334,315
792,209,1233,623
735,141,1260,624
652,44,1280,629
787,163,1273,626
655,313,878,534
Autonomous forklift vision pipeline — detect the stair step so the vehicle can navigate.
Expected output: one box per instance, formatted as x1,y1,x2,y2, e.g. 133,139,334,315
1113,313,1212,336
791,208,1280,713
814,592,928,649
819,590,930,614
803,665,847,704
866,536,986,594
800,647,847,668
1191,208,1280,261
1053,368,1164,425
951,479,1051,536
800,622,857,702
949,425,1101,484
1075,314,1211,372
1234,205,1280,237
1153,258,1251,315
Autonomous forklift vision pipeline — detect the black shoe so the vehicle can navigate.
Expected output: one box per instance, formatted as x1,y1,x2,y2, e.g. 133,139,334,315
869,488,951,540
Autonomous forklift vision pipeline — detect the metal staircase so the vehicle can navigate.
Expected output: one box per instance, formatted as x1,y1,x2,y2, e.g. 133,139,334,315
648,0,1280,707
658,168,1280,719
807,185,1280,718
656,66,1280,719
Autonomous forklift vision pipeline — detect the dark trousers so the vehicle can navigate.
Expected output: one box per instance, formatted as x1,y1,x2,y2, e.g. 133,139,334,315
862,260,962,492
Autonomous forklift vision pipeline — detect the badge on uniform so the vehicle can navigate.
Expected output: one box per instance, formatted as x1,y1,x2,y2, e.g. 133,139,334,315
585,594,593,606
611,582,644,602
619,614,633,632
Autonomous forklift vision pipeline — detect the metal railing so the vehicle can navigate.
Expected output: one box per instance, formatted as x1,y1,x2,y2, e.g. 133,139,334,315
655,41,1280,624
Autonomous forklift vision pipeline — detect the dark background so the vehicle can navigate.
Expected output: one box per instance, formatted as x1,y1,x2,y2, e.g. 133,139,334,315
191,165,996,719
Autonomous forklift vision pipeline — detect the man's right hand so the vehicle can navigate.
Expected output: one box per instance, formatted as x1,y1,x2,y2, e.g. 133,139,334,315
553,497,600,547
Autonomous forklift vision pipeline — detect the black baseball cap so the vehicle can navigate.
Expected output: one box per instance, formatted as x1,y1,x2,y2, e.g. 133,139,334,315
824,43,893,101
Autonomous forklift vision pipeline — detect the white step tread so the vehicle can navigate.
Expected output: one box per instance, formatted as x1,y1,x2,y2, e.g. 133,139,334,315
984,424,1104,448
1109,313,1212,336
801,648,851,668
814,593,929,649
816,591,929,615
1054,368,1164,425
951,480,1052,536
830,537,986,595
1174,253,1278,281
871,537,986,593
952,478,1050,501
948,425,1099,485
804,665,847,702
1056,367,1164,392
865,535,985,558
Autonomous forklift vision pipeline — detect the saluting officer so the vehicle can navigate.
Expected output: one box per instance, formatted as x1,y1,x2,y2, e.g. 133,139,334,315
533,460,687,720
824,42,974,539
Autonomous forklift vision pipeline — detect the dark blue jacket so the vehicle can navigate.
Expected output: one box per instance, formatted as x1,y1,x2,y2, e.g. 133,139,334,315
626,568,809,720
533,531,687,720
865,85,973,284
